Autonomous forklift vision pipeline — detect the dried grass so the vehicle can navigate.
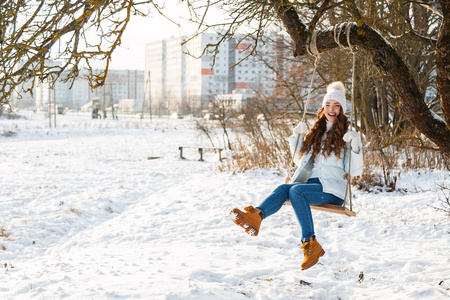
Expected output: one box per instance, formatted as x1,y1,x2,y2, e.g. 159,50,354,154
69,208,83,215
0,227,10,238
218,120,292,174
211,118,448,194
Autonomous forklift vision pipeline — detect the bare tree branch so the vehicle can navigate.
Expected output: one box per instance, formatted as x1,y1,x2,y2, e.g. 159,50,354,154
408,0,443,17
0,0,174,106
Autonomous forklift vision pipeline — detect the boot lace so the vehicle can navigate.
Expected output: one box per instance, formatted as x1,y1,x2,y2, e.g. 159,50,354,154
301,241,311,255
244,206,256,213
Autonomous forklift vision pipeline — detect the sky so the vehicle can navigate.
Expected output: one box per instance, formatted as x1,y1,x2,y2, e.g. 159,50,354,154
99,1,220,70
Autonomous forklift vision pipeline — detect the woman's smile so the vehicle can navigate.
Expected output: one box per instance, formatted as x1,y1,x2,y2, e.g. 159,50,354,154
324,100,341,122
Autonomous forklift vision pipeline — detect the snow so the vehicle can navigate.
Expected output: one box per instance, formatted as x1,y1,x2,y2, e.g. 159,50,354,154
1,113,449,299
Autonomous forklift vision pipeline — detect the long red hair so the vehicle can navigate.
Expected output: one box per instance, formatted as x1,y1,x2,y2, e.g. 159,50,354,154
299,107,349,160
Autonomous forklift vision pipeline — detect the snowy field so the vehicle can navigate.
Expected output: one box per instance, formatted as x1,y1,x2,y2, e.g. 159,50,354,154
0,112,449,299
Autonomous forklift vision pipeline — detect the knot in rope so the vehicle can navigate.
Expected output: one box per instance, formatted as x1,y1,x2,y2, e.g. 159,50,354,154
333,22,358,53
306,29,321,63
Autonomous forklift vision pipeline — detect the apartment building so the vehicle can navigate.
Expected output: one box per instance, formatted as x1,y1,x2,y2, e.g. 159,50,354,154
185,33,230,112
12,66,145,113
145,40,166,115
166,36,186,113
145,32,282,115
90,69,145,112
230,34,279,96
11,60,70,112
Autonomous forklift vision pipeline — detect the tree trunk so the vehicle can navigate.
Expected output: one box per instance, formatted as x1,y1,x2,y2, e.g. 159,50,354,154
436,1,450,126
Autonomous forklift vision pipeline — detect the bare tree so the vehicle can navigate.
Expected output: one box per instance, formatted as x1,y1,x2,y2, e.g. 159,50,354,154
186,0,450,157
0,0,168,107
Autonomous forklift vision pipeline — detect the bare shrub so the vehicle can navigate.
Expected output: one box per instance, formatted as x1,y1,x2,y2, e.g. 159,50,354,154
1,130,16,137
218,117,294,173
195,120,220,148
429,184,450,218
353,166,399,193
353,125,448,192
355,131,401,192
214,116,447,194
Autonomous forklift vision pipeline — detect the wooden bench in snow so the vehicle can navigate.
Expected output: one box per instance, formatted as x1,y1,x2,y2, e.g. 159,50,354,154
178,146,223,161
284,201,356,217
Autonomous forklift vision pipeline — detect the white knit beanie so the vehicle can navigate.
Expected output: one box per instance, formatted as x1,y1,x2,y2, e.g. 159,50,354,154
322,81,346,113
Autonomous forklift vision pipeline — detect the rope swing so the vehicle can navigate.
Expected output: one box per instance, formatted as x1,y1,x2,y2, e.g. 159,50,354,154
285,23,358,217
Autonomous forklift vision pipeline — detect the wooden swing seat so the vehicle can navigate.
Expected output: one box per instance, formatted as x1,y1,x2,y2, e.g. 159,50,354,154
284,201,356,217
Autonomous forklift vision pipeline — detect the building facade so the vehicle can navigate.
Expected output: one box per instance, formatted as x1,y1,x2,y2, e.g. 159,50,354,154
166,37,186,113
145,32,283,116
14,67,145,113
145,40,166,115
90,69,145,113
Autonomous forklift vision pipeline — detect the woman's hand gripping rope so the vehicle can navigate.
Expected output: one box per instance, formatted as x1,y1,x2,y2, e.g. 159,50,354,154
293,122,308,136
343,131,360,152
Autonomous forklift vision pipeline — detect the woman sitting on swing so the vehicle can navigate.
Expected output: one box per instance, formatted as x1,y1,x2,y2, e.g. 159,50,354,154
230,81,364,270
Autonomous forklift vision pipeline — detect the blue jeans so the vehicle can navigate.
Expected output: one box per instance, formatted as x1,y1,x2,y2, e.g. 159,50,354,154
256,178,343,242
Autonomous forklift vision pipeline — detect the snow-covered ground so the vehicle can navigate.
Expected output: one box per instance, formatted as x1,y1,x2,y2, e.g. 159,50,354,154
0,113,449,299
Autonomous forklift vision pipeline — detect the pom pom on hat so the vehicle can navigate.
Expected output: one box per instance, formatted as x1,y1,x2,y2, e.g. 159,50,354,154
322,81,347,113
326,81,345,93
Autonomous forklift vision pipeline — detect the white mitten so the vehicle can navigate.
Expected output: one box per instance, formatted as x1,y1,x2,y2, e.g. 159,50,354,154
293,122,308,135
343,131,360,152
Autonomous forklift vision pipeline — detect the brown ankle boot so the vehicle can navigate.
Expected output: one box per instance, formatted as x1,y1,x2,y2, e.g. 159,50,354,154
230,206,262,236
300,237,325,270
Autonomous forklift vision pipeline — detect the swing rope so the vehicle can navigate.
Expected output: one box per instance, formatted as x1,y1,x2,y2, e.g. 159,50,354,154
285,30,321,184
334,22,358,212
303,29,321,121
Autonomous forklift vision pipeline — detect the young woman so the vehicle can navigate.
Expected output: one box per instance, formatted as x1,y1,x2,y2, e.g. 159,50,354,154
230,81,364,270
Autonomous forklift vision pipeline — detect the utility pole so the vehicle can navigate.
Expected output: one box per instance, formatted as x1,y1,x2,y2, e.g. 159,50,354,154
110,83,116,119
102,84,107,119
48,87,51,128
53,85,57,128
148,71,152,121
141,71,151,121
